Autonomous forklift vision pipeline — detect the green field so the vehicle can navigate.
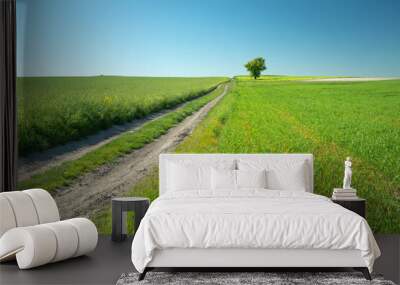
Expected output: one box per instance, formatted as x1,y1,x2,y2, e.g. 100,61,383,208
234,75,336,81
18,85,227,191
17,76,228,155
94,77,400,234
177,78,400,233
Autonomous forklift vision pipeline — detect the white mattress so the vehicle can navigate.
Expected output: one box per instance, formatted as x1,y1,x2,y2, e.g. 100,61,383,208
131,190,380,273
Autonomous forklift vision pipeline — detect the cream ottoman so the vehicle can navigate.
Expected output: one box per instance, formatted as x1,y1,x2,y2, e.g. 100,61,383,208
0,189,98,269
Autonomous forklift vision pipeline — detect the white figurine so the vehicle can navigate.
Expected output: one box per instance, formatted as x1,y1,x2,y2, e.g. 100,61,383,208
343,157,352,189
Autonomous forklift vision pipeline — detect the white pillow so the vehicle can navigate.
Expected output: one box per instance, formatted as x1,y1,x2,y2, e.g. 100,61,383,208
211,168,236,190
267,161,307,191
167,159,236,170
211,168,268,190
238,159,307,191
236,169,267,189
167,162,211,191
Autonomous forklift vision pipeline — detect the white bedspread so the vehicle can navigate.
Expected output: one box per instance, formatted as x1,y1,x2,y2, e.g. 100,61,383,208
131,190,380,272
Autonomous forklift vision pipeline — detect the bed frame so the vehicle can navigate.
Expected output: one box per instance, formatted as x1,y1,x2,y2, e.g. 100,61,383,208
141,248,370,280
139,154,371,280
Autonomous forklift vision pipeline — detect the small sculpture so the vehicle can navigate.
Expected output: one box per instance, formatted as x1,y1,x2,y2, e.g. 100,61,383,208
343,157,352,189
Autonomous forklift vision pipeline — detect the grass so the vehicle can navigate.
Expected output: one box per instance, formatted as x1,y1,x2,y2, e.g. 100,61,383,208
234,75,339,81
93,76,400,234
18,85,226,191
17,76,228,155
176,78,400,233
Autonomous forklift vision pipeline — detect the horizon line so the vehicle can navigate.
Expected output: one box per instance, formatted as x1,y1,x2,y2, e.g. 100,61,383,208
16,74,400,78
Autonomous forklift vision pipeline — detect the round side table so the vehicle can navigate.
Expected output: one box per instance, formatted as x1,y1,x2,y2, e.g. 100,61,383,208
111,197,150,242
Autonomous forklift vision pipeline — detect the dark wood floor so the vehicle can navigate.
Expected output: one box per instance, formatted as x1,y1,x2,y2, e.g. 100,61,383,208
1,235,399,285
0,236,134,285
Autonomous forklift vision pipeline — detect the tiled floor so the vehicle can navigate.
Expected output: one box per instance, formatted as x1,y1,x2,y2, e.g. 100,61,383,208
1,235,399,285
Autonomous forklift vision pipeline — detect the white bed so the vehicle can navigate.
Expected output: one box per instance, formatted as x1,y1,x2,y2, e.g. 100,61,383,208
131,154,380,280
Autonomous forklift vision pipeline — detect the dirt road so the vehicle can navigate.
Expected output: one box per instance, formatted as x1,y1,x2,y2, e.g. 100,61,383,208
18,87,221,181
54,84,230,219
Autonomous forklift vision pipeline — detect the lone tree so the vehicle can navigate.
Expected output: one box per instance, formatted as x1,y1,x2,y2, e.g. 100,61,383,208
245,57,266,79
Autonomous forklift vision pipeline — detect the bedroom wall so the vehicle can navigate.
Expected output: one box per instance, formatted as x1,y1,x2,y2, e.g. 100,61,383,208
16,0,400,234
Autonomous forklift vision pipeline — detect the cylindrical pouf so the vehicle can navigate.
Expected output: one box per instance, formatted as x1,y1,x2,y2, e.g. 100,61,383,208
0,189,60,239
23,189,60,224
0,191,39,227
64,218,98,257
0,218,97,269
42,221,79,262
0,196,17,237
0,226,57,269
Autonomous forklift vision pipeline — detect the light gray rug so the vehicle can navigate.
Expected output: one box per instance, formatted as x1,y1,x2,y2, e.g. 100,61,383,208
116,272,396,285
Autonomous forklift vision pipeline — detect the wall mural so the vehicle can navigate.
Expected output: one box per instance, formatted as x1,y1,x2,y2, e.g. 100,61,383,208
16,0,400,234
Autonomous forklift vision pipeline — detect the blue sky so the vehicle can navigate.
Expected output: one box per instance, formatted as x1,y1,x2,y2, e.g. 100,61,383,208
17,0,400,77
